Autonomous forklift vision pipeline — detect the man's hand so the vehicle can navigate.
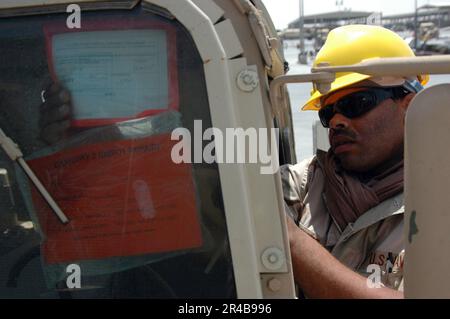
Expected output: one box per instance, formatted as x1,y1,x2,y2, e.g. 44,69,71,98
286,215,403,299
39,83,72,144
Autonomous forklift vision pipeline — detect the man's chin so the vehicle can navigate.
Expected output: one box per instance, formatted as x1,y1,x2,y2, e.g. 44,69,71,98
336,154,368,173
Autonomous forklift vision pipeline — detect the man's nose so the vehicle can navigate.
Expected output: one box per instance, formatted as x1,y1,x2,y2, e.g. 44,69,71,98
329,112,351,129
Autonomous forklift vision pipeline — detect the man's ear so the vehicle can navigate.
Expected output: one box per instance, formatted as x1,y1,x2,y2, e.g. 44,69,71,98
399,93,416,111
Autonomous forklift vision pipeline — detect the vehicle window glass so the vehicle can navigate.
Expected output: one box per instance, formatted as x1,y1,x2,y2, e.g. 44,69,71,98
0,6,236,298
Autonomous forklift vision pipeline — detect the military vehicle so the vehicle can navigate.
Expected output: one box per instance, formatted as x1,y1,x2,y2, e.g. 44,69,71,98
0,0,449,299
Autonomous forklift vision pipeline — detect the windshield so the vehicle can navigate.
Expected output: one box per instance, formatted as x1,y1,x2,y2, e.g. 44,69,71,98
0,6,236,298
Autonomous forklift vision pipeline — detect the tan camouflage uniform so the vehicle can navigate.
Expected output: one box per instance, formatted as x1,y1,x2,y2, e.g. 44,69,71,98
281,156,404,290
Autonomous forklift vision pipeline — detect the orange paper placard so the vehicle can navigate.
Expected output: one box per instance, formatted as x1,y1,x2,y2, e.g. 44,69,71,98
28,134,202,264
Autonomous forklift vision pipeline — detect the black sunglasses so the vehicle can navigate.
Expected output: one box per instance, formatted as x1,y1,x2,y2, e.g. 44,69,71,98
318,87,408,128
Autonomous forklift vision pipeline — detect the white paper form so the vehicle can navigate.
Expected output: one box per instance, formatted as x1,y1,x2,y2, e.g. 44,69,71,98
52,29,169,121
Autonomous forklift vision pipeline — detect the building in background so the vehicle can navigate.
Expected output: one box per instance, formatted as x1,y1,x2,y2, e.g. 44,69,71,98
282,4,450,54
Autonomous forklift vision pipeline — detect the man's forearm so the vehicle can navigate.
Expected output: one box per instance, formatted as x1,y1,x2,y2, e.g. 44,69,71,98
289,221,403,299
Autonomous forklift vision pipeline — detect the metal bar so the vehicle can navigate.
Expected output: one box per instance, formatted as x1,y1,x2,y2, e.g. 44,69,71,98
269,55,450,114
311,55,450,77
414,0,418,51
269,72,335,113
270,72,335,103
298,0,306,64
0,128,69,224
17,158,69,224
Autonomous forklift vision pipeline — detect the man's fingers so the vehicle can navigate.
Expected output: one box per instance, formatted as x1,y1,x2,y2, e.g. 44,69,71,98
42,83,63,101
39,84,72,145
40,88,71,110
39,104,71,127
40,120,71,145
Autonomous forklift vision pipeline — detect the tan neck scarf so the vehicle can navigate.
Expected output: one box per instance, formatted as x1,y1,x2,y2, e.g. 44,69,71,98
317,152,404,232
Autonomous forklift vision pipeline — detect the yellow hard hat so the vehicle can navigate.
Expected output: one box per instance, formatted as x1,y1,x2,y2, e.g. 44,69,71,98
303,25,429,111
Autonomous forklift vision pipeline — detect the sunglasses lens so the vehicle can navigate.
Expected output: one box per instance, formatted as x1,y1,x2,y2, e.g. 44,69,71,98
336,92,378,118
318,104,334,128
319,89,393,127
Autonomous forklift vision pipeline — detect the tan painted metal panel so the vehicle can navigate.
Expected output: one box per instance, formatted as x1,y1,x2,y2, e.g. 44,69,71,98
0,0,137,17
147,0,265,298
404,84,450,298
192,0,224,24
215,19,244,59
0,0,108,9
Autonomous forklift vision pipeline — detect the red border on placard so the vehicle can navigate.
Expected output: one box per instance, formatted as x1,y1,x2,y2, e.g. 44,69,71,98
43,19,179,127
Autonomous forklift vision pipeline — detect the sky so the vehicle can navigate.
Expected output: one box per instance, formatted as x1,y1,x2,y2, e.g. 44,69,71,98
261,0,450,29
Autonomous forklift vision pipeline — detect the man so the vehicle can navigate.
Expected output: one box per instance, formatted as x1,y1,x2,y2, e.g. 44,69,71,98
39,83,72,144
281,25,428,299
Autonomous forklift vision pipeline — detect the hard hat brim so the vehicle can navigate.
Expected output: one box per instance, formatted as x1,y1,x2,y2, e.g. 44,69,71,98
301,72,371,111
301,73,430,111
